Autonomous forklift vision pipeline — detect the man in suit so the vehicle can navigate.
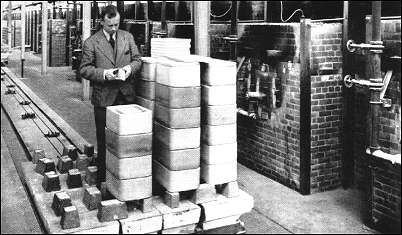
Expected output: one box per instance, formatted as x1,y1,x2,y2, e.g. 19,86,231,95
80,5,142,188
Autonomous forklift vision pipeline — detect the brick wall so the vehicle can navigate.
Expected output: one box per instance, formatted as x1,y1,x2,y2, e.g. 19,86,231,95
370,157,401,234
237,64,302,190
234,23,302,191
309,23,343,192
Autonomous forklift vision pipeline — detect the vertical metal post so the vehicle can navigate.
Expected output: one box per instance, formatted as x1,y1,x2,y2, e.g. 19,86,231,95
134,1,140,20
144,1,151,56
174,1,180,21
194,1,210,56
82,1,91,101
341,1,354,189
8,1,12,50
21,2,26,77
161,1,167,34
367,1,383,152
41,1,48,75
229,1,238,61
299,17,312,195
116,1,124,25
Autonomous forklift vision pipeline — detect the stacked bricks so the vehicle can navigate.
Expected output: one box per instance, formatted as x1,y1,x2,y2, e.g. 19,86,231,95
153,57,201,197
105,104,153,201
136,57,158,112
196,56,238,187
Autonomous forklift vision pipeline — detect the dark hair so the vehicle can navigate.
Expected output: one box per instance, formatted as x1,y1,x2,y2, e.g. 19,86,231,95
100,5,119,20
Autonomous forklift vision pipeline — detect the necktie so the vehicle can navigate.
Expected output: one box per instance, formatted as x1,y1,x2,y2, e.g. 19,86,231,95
109,35,115,50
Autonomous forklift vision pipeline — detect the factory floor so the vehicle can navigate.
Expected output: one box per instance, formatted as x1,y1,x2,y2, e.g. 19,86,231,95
1,50,380,234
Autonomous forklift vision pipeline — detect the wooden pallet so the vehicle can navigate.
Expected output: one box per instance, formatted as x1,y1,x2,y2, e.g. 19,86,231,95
21,162,120,234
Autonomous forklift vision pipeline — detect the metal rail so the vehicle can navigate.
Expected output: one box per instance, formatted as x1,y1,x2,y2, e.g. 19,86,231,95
1,69,79,157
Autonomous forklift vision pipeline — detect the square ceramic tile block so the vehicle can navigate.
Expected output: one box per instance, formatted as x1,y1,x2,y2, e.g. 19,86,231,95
106,104,152,135
201,142,237,165
136,96,155,111
154,140,200,171
201,161,237,185
155,103,200,129
106,151,152,179
141,57,158,81
163,54,236,86
136,79,155,100
155,83,200,108
201,104,236,126
106,170,152,201
156,58,200,87
153,160,200,192
154,121,200,150
201,124,237,146
200,190,254,222
105,127,152,158
198,58,236,86
201,84,236,106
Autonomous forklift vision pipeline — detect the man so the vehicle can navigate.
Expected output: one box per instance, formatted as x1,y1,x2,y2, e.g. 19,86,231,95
80,5,142,188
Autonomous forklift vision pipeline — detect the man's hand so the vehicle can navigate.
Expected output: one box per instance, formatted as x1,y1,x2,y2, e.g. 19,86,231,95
104,69,118,81
122,65,132,79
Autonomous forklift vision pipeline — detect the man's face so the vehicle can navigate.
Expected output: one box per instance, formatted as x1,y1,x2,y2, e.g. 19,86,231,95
102,13,120,35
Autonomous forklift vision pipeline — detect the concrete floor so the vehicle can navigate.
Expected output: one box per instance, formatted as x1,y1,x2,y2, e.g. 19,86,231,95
1,50,381,234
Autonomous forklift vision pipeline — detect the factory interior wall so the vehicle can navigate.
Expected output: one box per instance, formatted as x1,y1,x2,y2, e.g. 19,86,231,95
351,18,401,233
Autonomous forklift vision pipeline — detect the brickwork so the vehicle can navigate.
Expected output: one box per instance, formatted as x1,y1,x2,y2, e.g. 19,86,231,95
235,23,302,191
370,157,401,234
310,23,343,75
309,23,343,192
237,64,302,190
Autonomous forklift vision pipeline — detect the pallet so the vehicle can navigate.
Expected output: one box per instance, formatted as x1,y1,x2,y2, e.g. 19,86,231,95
21,162,120,234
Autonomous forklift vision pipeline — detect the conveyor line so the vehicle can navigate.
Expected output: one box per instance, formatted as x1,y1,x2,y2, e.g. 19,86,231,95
1,67,91,161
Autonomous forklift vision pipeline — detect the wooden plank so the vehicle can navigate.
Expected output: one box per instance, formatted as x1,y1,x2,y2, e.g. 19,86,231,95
2,67,91,154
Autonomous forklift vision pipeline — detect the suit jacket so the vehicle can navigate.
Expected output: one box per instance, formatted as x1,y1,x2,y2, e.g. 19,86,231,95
79,29,142,107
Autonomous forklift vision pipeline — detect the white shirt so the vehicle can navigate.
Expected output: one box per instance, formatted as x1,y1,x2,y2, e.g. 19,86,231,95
103,29,116,42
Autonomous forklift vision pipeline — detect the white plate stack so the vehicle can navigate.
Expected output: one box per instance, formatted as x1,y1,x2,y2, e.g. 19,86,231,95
105,104,153,201
153,57,201,193
136,57,158,112
151,38,191,58
196,56,238,185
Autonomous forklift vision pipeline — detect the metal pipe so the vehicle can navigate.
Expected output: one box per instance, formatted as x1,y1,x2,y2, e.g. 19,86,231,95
21,2,26,78
41,1,48,75
8,1,12,50
237,108,257,119
368,1,382,152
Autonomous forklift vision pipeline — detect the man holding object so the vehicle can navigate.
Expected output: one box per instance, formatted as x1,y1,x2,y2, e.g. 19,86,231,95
80,5,142,188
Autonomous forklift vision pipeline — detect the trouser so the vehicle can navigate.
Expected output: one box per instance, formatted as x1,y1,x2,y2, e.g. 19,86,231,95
94,91,129,188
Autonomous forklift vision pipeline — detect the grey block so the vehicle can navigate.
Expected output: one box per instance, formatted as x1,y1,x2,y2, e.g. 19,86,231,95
97,199,128,222
60,206,80,229
155,83,200,108
83,186,102,210
51,191,72,216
